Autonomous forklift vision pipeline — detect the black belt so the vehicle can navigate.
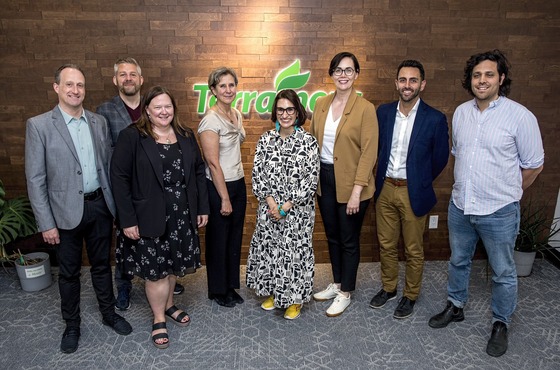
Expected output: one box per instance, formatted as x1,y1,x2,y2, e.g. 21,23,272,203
385,177,407,187
84,188,102,201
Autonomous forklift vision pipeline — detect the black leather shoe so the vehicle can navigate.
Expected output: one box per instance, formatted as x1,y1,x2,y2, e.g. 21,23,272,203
369,289,397,309
393,297,416,319
208,293,235,307
60,326,80,354
174,283,185,295
102,313,133,335
486,321,508,357
428,301,465,328
227,289,244,304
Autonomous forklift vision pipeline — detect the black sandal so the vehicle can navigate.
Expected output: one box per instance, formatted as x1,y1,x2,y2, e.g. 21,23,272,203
151,322,169,349
165,305,190,327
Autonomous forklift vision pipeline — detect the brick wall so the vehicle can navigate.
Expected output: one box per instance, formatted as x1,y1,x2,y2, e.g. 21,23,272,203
1,0,558,263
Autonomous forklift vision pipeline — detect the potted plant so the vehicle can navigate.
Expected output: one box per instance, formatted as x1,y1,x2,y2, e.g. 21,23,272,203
0,180,52,291
514,198,560,276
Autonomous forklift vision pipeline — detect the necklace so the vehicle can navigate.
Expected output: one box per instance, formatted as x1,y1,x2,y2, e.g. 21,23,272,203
216,105,234,124
155,129,173,144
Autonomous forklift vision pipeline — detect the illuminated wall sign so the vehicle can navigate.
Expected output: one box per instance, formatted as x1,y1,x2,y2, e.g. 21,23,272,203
194,60,328,115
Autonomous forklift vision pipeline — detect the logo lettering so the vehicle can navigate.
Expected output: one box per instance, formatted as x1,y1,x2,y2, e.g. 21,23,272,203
194,60,329,115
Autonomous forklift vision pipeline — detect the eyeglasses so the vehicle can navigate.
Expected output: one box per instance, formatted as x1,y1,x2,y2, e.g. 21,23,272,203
333,67,355,77
276,107,296,116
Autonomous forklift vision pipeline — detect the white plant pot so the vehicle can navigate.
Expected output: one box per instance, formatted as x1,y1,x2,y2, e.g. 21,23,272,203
513,250,536,277
14,252,53,292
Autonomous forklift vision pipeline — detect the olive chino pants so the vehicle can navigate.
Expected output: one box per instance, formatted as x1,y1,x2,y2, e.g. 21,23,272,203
375,181,427,301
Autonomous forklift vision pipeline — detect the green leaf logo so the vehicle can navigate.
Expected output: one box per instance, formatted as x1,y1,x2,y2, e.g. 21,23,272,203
274,60,310,91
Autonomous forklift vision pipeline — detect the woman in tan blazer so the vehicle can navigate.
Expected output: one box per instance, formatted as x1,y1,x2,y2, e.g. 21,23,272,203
310,52,379,317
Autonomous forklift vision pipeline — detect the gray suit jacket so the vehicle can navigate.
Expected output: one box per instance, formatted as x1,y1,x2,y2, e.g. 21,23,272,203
96,95,135,146
25,106,116,231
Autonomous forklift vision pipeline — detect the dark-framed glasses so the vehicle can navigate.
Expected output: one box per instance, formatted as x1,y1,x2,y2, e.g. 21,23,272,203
276,107,296,116
333,67,355,76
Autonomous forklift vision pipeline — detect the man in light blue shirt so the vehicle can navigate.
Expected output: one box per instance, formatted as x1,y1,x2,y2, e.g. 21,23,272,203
25,64,132,354
62,110,100,193
428,50,544,358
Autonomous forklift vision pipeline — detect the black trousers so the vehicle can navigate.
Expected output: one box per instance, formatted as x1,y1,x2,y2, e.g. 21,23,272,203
56,194,115,326
205,178,247,295
317,163,370,292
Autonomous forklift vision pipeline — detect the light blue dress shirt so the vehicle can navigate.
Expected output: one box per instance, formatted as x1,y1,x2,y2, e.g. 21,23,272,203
451,97,544,216
60,106,101,193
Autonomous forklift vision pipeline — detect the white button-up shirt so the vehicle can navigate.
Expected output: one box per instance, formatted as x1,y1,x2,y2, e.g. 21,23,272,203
385,98,420,179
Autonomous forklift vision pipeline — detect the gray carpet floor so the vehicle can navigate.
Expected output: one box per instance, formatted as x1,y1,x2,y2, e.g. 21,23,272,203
1,260,559,370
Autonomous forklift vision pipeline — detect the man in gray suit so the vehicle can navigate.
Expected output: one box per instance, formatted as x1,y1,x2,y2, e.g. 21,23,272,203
96,57,184,310
25,64,132,354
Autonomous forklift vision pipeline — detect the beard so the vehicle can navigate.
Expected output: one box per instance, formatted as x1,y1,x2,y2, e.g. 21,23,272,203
119,83,140,96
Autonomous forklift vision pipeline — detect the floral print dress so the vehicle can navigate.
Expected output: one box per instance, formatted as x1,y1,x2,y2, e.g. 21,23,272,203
117,142,200,281
246,128,320,308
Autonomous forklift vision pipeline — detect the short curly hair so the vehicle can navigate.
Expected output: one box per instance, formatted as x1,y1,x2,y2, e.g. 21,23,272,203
462,49,512,97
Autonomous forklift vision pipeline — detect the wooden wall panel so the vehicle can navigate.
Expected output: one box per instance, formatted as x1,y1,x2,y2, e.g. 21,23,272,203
1,0,558,265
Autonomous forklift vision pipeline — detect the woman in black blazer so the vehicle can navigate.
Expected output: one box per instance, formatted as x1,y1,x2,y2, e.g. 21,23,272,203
111,86,209,349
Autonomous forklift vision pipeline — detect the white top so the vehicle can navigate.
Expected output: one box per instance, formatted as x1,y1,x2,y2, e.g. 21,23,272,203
385,99,420,179
320,105,341,164
198,108,246,182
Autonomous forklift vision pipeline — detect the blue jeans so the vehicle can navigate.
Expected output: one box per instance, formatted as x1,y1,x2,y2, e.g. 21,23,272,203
447,200,520,325
114,262,133,292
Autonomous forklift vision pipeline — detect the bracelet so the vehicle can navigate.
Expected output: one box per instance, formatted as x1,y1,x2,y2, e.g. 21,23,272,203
278,205,287,217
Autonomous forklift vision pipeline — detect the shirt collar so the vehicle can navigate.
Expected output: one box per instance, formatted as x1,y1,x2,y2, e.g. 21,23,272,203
396,98,421,117
59,105,87,125
471,96,504,110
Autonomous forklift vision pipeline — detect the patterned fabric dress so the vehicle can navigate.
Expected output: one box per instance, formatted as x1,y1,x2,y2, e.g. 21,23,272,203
116,142,201,281
246,128,320,308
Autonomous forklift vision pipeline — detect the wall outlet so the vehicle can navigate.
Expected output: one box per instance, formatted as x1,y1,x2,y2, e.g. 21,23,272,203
428,215,439,229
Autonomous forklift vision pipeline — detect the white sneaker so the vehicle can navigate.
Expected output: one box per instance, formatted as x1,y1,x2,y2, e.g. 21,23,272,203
313,283,339,301
326,292,351,317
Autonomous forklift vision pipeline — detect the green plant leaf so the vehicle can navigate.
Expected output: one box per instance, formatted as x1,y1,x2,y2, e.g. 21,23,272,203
0,179,5,209
515,197,560,253
0,196,37,246
277,72,311,91
274,60,301,91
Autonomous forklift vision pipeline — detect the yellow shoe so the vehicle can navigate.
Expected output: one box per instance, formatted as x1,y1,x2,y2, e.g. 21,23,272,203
284,304,301,320
260,296,275,311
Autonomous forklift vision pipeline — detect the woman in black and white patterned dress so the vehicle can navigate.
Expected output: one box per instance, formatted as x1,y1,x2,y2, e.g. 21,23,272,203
246,89,320,320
